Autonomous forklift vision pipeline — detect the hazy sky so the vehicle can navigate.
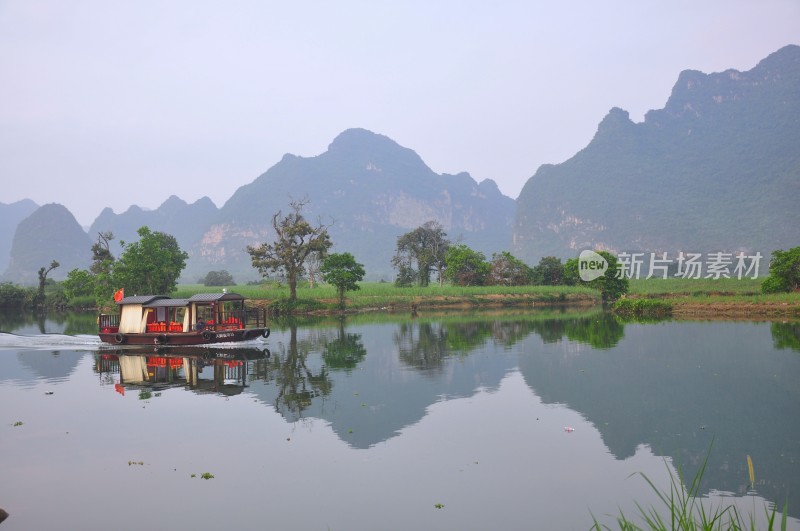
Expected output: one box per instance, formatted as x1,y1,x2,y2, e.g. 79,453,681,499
1,1,798,226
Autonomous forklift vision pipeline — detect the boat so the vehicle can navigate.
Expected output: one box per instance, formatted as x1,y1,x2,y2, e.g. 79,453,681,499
98,291,270,346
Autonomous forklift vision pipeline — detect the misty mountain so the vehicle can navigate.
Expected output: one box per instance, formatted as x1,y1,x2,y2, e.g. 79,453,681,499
2,203,92,285
193,128,515,281
513,44,800,264
87,195,218,257
0,199,38,272
7,45,799,286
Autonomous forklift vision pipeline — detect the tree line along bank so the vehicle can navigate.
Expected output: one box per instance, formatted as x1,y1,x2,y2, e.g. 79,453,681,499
0,200,797,313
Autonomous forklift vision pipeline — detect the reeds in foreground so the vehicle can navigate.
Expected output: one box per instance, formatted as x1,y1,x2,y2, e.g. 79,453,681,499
590,447,788,531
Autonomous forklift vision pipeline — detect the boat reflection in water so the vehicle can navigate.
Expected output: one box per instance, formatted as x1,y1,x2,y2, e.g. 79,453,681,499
95,346,270,397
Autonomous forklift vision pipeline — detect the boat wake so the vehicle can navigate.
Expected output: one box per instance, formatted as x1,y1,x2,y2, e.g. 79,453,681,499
0,332,104,350
0,332,270,352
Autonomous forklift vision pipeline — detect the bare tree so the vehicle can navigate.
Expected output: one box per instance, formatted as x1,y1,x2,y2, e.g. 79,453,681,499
247,199,333,301
35,260,60,308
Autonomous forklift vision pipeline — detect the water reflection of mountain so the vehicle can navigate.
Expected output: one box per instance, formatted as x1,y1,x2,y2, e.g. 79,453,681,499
247,320,529,449
518,320,800,513
247,313,633,449
0,350,84,384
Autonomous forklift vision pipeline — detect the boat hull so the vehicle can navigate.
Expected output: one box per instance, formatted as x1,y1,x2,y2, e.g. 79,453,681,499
99,328,269,346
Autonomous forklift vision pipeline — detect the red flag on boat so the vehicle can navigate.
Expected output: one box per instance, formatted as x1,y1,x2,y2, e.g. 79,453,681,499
113,288,124,302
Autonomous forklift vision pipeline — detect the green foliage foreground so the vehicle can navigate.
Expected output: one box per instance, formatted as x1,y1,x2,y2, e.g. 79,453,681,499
762,246,800,294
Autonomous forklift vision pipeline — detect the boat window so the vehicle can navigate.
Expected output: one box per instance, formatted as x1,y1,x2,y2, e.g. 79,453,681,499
197,305,215,322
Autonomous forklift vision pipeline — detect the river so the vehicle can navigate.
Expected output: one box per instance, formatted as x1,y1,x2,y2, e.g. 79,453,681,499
0,309,798,530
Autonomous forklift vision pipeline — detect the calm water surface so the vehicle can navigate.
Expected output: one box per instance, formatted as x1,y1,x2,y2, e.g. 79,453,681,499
0,310,798,530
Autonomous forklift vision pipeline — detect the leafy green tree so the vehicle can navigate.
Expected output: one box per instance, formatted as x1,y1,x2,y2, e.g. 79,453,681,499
0,282,33,309
321,252,365,309
564,251,628,301
247,199,332,302
393,263,417,288
445,244,490,286
113,226,188,295
392,221,450,287
761,246,800,293
488,251,532,286
62,268,95,299
531,256,565,285
202,270,235,286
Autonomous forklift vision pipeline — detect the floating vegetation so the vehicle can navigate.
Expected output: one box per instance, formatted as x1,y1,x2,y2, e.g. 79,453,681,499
200,472,214,480
127,461,144,466
13,421,23,427
434,503,445,509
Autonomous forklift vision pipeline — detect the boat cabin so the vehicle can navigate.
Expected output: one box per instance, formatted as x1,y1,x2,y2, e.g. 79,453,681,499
98,292,269,345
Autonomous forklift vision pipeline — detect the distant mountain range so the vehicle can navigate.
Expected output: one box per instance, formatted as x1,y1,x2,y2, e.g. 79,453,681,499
513,44,800,263
199,128,515,281
0,199,38,272
2,45,799,286
3,203,92,284
2,129,514,284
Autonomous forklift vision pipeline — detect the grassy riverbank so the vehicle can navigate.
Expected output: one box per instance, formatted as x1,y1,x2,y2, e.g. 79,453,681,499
627,278,800,317
174,283,601,313
172,278,800,317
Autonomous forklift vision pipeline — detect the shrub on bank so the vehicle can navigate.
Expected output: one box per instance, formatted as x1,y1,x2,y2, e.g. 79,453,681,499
612,298,673,318
268,297,325,315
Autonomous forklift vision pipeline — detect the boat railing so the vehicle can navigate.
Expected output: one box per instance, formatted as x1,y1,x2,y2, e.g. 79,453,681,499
244,308,268,329
98,313,120,333
209,308,268,331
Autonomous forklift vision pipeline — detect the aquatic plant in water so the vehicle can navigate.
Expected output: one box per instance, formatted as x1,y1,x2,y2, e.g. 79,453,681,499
590,446,788,530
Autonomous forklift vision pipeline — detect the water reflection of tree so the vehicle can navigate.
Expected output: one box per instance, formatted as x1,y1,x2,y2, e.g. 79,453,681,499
395,322,448,370
771,322,800,352
563,313,625,349
322,319,366,371
529,319,569,344
0,309,99,335
254,323,333,417
62,312,99,335
524,314,625,349
0,310,38,333
394,320,540,370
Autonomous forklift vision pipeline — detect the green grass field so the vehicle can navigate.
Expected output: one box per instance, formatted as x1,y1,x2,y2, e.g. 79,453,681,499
628,277,763,296
171,278,799,315
174,282,602,311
